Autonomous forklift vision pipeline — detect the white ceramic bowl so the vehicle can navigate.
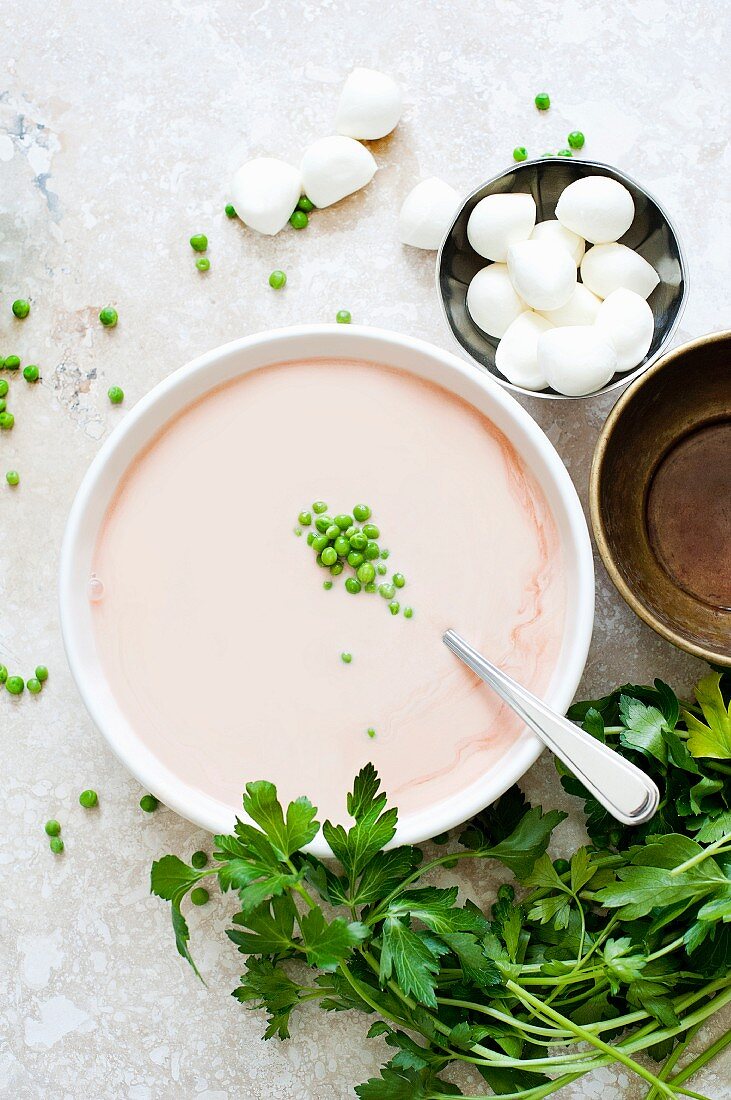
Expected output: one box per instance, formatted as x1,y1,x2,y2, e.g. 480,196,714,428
59,325,594,855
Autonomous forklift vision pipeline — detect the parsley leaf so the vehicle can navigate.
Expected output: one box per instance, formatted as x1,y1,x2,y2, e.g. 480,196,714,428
379,917,445,1007
242,781,319,857
683,673,731,759
299,908,369,971
323,766,398,881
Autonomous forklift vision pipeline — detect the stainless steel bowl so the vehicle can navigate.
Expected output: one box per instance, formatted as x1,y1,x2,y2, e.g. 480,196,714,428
437,158,689,401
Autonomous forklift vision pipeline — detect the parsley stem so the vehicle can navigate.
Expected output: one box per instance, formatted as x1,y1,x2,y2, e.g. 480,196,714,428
365,849,483,922
670,831,731,875
644,1022,703,1100
667,1028,731,1092
705,760,731,776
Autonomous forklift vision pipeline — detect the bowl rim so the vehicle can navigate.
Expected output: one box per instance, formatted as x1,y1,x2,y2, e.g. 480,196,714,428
59,324,595,854
590,327,731,667
436,157,690,401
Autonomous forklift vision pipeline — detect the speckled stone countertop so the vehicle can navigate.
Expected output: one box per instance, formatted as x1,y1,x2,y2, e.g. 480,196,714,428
2,1,729,1097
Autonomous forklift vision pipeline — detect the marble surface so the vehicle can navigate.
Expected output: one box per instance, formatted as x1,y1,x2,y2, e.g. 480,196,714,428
2,0,729,1097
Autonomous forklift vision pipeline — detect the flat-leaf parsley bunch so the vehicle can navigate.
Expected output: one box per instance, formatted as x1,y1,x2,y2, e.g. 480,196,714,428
152,672,731,1098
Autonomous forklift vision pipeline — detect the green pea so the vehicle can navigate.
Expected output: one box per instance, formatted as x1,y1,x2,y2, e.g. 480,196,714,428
269,270,287,289
404,607,414,619
49,836,64,854
139,794,159,812
306,531,315,545
557,149,572,157
353,504,371,521
336,310,351,324
345,525,357,538
0,665,6,682
325,524,340,539
349,531,367,550
357,562,375,584
497,883,515,902
323,580,333,590
367,728,376,739
4,355,20,370
341,652,352,664
392,573,405,588
333,535,350,556
553,858,570,875
99,307,118,327
379,584,395,600
190,887,209,905
312,501,328,514
329,562,344,576
108,386,124,405
362,523,379,539
225,203,237,218
27,678,42,694
293,527,302,537
312,534,329,553
380,548,390,559
35,665,49,682
12,299,30,318
298,510,312,526
347,550,365,568
364,541,380,560
289,210,308,229
389,601,400,615
45,819,61,836
345,577,361,595
0,412,15,430
79,789,98,808
376,562,387,575
364,582,377,593
23,365,39,382
320,546,337,566
567,130,585,149
189,234,208,252
297,195,315,212
6,676,24,694
513,146,528,162
315,514,332,533
540,152,554,159
191,850,208,868
334,514,352,529
196,257,211,271
534,92,550,110
0,399,5,413
0,379,7,396
6,470,19,486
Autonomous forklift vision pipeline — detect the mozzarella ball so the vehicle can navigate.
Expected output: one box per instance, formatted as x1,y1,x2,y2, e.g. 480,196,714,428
556,176,634,243
399,178,461,249
540,283,602,327
506,239,576,312
495,311,553,391
467,193,536,262
335,68,403,140
530,219,585,265
595,288,655,372
467,264,525,338
300,136,377,209
538,326,618,396
230,157,302,236
581,243,660,300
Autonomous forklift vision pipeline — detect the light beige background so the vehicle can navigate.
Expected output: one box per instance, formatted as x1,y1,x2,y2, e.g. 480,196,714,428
1,0,729,1097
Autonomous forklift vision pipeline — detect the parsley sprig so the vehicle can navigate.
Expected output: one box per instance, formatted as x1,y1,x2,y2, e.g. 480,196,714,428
152,672,731,1098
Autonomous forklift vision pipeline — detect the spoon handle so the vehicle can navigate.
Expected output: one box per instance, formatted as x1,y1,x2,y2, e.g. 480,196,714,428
443,630,659,826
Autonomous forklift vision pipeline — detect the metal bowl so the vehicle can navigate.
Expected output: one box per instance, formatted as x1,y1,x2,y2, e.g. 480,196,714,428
590,330,731,666
437,158,688,400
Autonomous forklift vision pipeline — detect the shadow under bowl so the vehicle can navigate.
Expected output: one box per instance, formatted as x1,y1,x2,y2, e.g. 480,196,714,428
437,158,688,400
590,330,731,665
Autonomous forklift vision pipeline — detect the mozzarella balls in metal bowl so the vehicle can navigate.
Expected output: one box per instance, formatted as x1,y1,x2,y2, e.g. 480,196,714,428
437,159,688,400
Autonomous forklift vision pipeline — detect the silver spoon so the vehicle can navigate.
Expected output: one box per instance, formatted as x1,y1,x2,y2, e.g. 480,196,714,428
443,629,660,826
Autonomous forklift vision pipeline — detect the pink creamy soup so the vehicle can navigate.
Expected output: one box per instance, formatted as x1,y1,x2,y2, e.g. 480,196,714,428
92,359,566,824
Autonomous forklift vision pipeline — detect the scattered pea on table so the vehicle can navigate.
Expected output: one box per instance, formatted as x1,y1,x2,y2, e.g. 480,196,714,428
139,794,159,813
289,210,308,229
568,130,585,149
12,299,30,319
191,850,208,869
297,196,314,212
23,364,39,382
45,819,61,836
99,307,118,328
108,386,124,405
6,471,19,486
49,836,64,854
189,234,208,252
513,146,528,162
79,789,98,808
534,92,550,110
224,203,237,218
196,257,211,271
4,355,20,370
336,309,351,324
268,270,287,289
6,676,24,695
190,887,209,906
27,678,42,694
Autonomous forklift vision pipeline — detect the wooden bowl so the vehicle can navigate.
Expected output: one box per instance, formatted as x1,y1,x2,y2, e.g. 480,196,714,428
591,330,731,665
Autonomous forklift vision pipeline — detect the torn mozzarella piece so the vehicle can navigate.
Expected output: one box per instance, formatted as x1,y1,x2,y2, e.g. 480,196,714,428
595,288,655,371
506,239,576,312
229,157,302,236
467,193,536,262
300,136,377,209
581,243,660,300
466,264,525,338
398,178,461,249
538,326,618,396
335,67,403,140
555,175,635,243
495,311,553,390
530,219,585,265
540,283,601,327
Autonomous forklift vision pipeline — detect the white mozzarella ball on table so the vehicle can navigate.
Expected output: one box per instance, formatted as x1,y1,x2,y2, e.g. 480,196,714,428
540,283,602,327
467,193,536,261
335,68,403,140
555,175,635,243
300,136,377,209
466,264,525,338
398,178,461,249
595,288,655,372
530,219,585,265
581,243,660,300
229,157,302,236
506,239,576,312
495,311,553,391
538,326,618,396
